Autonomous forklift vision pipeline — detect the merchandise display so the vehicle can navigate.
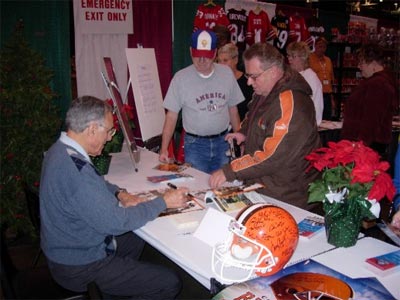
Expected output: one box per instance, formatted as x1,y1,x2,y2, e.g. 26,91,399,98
271,10,290,55
193,2,230,32
288,12,312,47
227,8,247,54
246,8,275,45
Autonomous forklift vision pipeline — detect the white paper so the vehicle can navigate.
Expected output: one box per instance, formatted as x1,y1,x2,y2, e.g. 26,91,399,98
193,207,234,247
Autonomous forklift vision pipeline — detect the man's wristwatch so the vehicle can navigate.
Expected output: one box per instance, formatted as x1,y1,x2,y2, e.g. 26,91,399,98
115,188,127,199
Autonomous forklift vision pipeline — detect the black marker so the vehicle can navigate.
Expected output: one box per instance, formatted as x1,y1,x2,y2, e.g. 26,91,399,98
167,182,195,199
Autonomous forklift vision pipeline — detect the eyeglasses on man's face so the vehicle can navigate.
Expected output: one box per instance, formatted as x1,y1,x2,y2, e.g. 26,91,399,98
244,69,267,80
99,124,116,137
244,65,275,81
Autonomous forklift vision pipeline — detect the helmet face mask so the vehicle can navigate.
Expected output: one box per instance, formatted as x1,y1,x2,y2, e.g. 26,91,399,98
212,204,299,284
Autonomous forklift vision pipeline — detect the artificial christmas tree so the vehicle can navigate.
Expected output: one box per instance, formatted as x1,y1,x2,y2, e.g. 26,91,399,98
0,21,62,238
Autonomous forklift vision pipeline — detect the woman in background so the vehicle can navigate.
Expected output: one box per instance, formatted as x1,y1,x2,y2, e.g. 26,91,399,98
340,43,399,160
218,43,254,121
287,41,323,126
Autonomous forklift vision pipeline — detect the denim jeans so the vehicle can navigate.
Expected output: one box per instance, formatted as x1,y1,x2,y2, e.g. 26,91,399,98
184,134,229,174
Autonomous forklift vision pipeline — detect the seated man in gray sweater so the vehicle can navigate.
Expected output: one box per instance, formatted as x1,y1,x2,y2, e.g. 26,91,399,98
40,96,189,299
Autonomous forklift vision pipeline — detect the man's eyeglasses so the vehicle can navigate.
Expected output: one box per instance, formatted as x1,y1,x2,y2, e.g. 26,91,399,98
99,124,116,137
244,65,275,81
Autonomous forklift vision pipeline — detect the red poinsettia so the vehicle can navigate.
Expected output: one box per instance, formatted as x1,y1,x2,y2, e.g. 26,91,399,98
306,140,395,203
106,99,134,131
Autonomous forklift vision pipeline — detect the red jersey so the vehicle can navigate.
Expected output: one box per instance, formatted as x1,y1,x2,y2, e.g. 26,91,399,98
289,14,312,47
193,4,230,31
246,10,275,46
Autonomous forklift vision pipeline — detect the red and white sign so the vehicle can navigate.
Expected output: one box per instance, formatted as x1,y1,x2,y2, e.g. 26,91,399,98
75,0,133,34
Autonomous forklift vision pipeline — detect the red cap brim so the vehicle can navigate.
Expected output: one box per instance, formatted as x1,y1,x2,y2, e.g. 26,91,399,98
191,48,216,59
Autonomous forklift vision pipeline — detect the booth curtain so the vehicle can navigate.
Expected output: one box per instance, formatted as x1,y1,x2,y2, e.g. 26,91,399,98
128,0,173,98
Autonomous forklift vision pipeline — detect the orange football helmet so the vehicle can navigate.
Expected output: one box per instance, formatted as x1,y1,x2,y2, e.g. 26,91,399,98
212,204,299,283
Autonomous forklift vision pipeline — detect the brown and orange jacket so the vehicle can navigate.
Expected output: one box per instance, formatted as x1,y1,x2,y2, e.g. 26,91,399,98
222,68,321,210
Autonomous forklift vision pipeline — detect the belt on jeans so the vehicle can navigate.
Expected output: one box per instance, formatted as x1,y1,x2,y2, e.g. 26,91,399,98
185,129,228,139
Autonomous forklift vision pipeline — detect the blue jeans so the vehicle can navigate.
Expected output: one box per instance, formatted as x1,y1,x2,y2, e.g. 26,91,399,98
184,134,229,174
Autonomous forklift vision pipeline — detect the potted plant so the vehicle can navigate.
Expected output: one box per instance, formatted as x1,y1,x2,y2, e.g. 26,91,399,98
305,140,395,247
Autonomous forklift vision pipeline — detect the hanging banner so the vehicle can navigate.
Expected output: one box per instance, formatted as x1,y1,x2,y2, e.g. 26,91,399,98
75,0,133,34
73,0,129,99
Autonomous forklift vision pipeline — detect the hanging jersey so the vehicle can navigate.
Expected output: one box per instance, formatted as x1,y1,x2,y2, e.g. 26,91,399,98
246,10,275,46
271,14,290,55
307,16,325,52
193,4,230,31
227,8,247,54
289,14,312,47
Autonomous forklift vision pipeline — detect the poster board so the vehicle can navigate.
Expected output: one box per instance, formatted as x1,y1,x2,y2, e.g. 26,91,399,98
126,48,165,143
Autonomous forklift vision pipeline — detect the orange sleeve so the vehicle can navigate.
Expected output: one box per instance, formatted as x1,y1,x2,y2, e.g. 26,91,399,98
230,90,294,172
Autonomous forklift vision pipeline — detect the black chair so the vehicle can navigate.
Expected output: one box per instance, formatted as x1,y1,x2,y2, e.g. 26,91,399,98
1,226,103,299
23,183,42,267
1,236,103,299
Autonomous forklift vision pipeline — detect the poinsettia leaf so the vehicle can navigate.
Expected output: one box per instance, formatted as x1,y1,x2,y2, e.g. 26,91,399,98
308,181,326,203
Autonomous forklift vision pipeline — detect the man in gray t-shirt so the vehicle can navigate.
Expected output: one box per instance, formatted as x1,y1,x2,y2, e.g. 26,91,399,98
159,30,244,174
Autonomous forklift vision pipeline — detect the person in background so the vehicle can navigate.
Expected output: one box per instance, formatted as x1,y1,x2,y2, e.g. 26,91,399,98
309,37,335,120
159,30,243,174
287,41,324,126
340,43,399,160
40,96,189,299
209,43,321,210
217,43,254,121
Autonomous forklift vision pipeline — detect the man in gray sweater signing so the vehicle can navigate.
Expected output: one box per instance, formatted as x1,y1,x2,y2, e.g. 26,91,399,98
40,96,189,299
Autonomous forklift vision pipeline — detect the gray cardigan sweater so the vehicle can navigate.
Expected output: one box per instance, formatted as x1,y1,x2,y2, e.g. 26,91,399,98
40,134,166,265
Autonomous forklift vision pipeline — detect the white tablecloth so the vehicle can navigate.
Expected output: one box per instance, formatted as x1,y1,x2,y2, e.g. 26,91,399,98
105,146,399,297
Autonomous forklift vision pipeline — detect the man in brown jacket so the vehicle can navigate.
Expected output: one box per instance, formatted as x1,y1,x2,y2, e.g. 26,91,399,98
210,43,321,210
